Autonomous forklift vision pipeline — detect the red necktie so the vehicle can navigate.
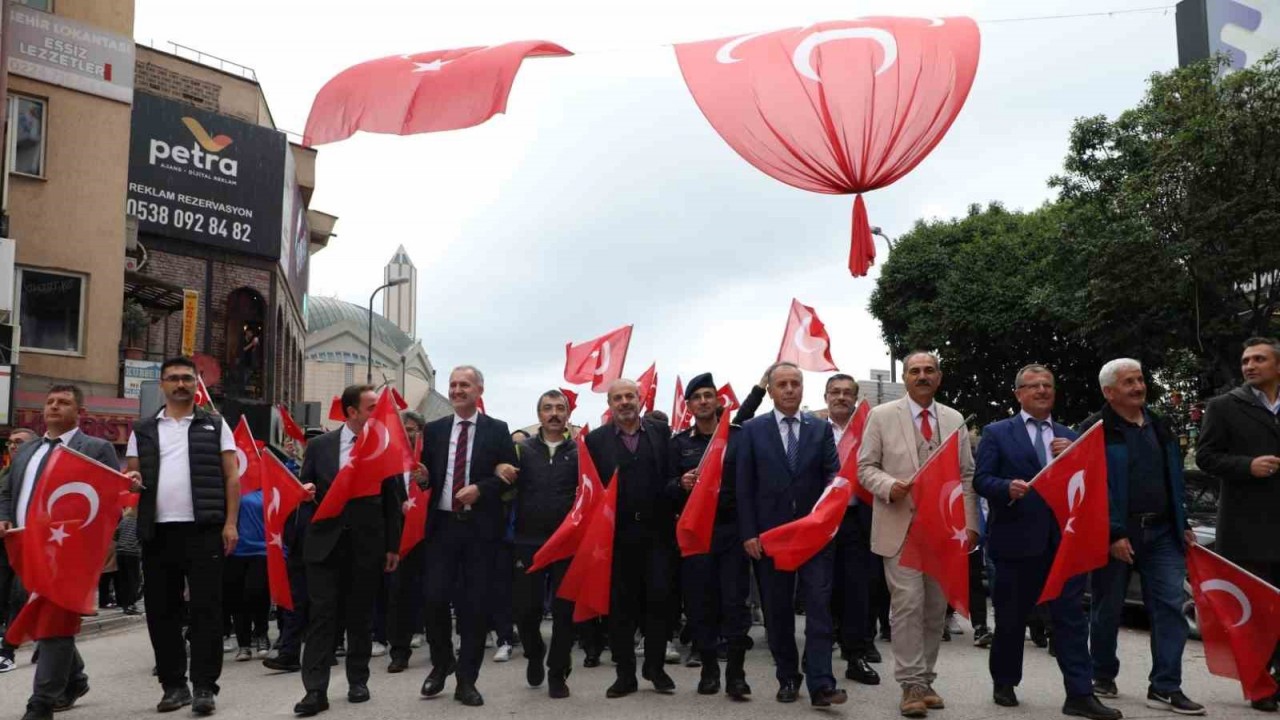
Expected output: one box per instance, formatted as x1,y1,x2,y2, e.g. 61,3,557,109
919,408,933,442
451,420,472,512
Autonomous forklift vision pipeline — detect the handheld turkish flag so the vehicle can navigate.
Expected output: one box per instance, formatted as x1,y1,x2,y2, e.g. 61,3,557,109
671,377,692,432
776,299,838,371
1187,545,1280,701
262,452,310,610
233,417,263,495
717,384,740,414
837,400,874,505
760,472,853,572
398,482,432,558
559,388,579,416
194,375,215,411
676,410,732,557
304,41,573,146
557,471,619,622
1029,423,1109,603
899,431,971,618
2,531,81,645
637,363,658,414
328,395,345,422
529,426,601,573
564,325,632,392
389,386,409,411
277,404,307,447
313,389,415,522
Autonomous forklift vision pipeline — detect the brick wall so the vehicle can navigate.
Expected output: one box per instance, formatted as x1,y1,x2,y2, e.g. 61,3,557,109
136,62,220,111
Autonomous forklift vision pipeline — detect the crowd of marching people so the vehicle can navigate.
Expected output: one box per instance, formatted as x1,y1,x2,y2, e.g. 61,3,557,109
0,337,1278,720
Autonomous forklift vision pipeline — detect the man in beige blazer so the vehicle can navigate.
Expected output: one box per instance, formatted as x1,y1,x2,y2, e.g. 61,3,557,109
858,352,979,718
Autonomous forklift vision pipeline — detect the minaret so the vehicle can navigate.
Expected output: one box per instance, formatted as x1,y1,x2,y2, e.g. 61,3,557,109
383,245,417,339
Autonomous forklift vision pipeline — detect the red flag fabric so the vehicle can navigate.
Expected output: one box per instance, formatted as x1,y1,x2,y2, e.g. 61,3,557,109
670,377,692,432
716,383,740,414
477,397,487,415
304,41,574,146
313,389,415,522
398,481,432,558
233,417,263,495
899,431,971,617
1187,545,1280,702
675,18,980,275
636,363,658,414
390,386,409,411
557,471,619,622
676,410,731,557
836,400,874,504
564,325,632,392
194,375,214,411
776,298,838,371
559,388,579,416
328,395,345,422
2,531,82,645
262,452,310,610
1029,423,1110,603
529,426,601,573
760,474,853,572
278,404,307,446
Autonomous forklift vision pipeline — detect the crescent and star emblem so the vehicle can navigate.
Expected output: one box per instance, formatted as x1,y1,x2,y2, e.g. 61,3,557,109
268,488,281,519
1201,579,1253,628
45,481,103,546
569,475,596,524
938,481,967,546
235,447,250,477
360,420,393,462
1064,470,1086,534
715,29,777,63
792,312,821,353
792,27,898,81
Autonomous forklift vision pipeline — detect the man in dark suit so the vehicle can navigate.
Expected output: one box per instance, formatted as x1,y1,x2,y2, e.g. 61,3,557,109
737,361,847,708
293,384,402,716
418,366,518,708
585,378,678,698
1196,336,1280,712
974,365,1119,720
0,385,121,720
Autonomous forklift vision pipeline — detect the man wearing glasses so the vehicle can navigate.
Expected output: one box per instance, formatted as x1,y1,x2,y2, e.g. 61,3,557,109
125,357,240,716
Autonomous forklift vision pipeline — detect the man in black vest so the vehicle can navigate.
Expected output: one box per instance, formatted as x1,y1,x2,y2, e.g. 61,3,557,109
292,384,402,716
125,357,239,716
585,378,678,698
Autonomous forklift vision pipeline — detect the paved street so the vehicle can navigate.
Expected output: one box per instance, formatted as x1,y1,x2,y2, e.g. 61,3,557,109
0,616,1265,719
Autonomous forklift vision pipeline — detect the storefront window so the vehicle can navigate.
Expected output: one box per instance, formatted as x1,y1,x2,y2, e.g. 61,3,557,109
15,0,53,11
18,268,84,354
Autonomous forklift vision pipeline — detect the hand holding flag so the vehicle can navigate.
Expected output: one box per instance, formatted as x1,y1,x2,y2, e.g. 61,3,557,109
899,431,972,617
676,410,731,557
262,453,311,610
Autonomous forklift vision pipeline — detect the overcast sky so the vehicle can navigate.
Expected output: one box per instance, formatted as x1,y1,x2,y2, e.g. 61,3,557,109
135,0,1180,427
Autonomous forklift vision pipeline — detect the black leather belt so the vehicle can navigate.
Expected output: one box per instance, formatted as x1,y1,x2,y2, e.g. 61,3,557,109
1130,512,1169,528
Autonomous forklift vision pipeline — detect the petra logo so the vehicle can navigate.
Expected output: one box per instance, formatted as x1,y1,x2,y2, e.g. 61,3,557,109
148,116,238,177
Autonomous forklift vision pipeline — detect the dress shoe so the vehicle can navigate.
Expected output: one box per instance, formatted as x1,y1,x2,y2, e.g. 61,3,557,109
583,654,601,668
21,702,52,720
846,657,880,685
52,681,89,711
900,685,928,718
454,683,484,707
1030,628,1049,648
263,655,301,672
646,667,676,693
1092,679,1118,699
548,676,570,699
697,677,721,695
191,689,216,716
293,691,329,716
864,645,882,663
776,678,801,703
1063,694,1123,720
606,677,638,698
156,686,192,713
387,657,408,673
921,686,945,709
811,687,848,707
725,677,751,701
527,659,546,687
347,684,370,703
1251,697,1279,712
420,666,451,697
993,684,1019,707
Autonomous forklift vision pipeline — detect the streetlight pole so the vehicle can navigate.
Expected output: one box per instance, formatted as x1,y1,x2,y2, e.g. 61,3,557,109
870,226,899,381
367,277,410,385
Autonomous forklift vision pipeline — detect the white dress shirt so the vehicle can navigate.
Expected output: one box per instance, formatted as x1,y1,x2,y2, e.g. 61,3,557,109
339,424,357,468
775,411,802,449
438,412,478,511
1253,386,1280,415
126,411,235,523
827,417,859,506
15,427,79,528
1019,410,1055,466
908,398,940,439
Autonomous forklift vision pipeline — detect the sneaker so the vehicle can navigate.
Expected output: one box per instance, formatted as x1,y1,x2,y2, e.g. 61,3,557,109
235,647,252,661
266,647,279,661
370,641,387,658
222,637,234,653
335,643,346,658
254,636,270,657
973,625,993,649
0,656,15,673
1146,688,1205,715
485,632,495,649
683,648,701,668
410,633,425,649
945,614,963,636
664,642,680,664
493,644,513,663
1092,679,1118,699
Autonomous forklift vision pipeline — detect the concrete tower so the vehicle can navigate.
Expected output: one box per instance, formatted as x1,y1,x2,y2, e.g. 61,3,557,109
383,245,417,339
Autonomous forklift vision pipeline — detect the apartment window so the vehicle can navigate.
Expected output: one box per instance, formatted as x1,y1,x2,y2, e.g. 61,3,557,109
17,268,84,354
14,0,53,11
7,95,47,178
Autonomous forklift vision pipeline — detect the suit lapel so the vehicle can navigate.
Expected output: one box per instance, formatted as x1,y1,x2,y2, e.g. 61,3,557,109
765,412,794,479
1235,392,1280,442
1009,416,1042,469
895,400,920,471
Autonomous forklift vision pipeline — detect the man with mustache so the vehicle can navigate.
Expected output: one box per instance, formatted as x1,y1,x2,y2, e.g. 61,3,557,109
585,379,678,698
858,351,979,718
1083,359,1204,715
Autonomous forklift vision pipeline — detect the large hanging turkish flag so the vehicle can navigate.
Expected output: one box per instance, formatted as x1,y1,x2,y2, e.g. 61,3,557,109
564,325,632,393
676,18,980,275
304,41,573,146
777,298,838,371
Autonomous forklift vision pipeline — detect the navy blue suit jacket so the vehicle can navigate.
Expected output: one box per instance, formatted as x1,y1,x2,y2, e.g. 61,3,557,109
975,414,1078,561
735,410,840,543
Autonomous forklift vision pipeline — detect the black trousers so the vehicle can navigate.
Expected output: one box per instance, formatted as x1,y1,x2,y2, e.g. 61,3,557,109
115,555,142,609
30,637,86,710
387,543,426,663
489,541,515,645
513,545,573,677
832,504,873,656
301,529,383,693
142,523,225,693
424,513,493,685
608,523,675,679
275,560,309,660
224,556,270,647
682,523,751,658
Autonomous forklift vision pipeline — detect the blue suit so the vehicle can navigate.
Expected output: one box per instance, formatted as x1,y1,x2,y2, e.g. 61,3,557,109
737,411,841,695
974,415,1092,699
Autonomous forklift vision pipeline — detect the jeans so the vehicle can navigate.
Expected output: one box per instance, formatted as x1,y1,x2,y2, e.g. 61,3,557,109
1089,522,1188,693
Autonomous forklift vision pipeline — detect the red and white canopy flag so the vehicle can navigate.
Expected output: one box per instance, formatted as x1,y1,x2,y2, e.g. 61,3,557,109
636,363,658,414
313,388,415,522
1187,545,1280,702
777,298,838,371
262,452,310,611
277,404,307,447
1030,423,1110,603
559,387,579,417
529,426,601,573
398,481,432,558
676,409,732,557
194,374,215,411
899,430,971,617
304,41,573,146
564,325,633,393
837,400,874,505
233,417,264,495
676,18,980,275
327,395,345,422
717,383,740,414
557,471,619,622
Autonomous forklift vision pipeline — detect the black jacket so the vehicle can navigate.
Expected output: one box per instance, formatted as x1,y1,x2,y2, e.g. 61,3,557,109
585,419,676,535
1196,384,1280,562
512,433,578,546
298,427,402,564
667,385,765,529
422,412,519,541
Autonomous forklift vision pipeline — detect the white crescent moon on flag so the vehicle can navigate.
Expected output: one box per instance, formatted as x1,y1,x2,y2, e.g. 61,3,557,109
1202,579,1253,627
594,342,612,376
792,318,821,353
361,420,393,461
715,29,774,64
927,18,945,27
268,488,281,519
235,448,249,477
46,482,101,530
1067,470,1086,511
570,475,595,523
792,27,898,81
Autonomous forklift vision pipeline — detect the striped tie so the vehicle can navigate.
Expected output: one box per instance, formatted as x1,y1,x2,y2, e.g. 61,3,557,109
784,417,799,472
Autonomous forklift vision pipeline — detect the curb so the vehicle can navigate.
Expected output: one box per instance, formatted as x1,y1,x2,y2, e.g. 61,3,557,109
79,610,147,638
